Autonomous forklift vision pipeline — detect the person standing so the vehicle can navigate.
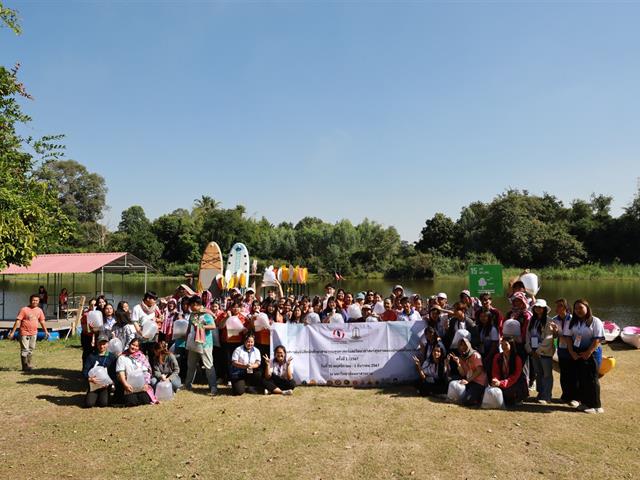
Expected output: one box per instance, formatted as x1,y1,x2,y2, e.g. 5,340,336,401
563,299,605,414
6,294,49,371
185,296,218,396
38,286,48,316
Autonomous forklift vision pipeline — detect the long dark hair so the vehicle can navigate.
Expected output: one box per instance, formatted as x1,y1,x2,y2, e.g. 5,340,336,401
114,310,130,327
154,341,169,364
478,311,494,337
430,344,446,379
500,337,518,376
529,305,548,333
570,299,593,328
274,345,287,364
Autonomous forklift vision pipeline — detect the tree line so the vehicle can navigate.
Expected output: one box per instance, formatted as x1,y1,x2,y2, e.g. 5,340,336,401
13,155,640,278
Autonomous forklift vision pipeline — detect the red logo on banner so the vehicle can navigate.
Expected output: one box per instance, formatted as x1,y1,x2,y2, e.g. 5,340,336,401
332,329,345,339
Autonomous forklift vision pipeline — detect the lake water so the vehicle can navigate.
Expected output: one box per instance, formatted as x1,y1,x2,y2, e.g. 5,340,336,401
1,275,639,327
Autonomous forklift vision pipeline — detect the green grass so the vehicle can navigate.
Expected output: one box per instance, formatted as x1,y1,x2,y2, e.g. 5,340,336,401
1,339,639,479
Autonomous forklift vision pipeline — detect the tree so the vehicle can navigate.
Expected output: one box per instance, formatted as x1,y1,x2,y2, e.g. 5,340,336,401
152,209,200,265
109,206,162,263
34,159,107,224
0,5,70,268
415,213,458,256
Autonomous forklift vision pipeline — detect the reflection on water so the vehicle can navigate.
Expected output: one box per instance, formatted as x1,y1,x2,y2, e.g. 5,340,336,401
2,276,639,327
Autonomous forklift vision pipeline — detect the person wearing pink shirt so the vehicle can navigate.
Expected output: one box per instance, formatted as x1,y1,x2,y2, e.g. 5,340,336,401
448,337,487,406
6,294,49,371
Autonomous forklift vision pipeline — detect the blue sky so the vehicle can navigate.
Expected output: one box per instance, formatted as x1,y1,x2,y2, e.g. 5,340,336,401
4,1,640,241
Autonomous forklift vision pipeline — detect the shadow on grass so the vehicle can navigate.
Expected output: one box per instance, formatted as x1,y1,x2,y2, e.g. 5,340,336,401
373,385,422,398
606,340,636,352
376,385,582,414
36,393,85,407
18,367,85,398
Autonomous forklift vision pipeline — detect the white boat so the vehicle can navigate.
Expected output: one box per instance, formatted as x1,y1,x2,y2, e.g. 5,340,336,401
603,321,621,343
620,326,640,349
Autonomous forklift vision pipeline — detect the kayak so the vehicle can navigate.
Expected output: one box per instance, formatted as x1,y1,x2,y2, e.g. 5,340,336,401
603,321,621,342
621,326,640,349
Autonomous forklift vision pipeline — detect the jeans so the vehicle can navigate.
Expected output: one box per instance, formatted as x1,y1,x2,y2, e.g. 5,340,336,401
150,376,182,392
531,354,553,401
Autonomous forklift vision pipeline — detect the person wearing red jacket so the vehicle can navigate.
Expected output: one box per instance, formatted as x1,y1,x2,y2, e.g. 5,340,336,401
490,336,528,406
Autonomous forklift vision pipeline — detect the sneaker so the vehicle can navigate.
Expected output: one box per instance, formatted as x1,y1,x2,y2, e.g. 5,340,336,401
595,407,605,414
209,390,218,397
264,389,269,395
282,389,293,396
583,408,597,414
537,399,548,405
569,400,580,407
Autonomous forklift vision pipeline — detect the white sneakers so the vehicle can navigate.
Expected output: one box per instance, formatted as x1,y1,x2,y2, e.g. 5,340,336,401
582,407,604,414
282,389,293,395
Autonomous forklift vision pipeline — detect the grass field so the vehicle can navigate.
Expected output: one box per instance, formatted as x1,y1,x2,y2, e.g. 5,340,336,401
1,339,639,480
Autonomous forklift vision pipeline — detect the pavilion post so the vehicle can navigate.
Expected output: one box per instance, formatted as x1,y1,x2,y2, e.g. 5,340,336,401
144,266,148,293
100,268,105,295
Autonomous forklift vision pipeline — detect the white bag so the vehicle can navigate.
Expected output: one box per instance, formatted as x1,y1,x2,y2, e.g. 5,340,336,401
127,368,146,393
172,319,189,337
305,313,321,325
253,313,271,332
329,313,345,324
107,338,123,355
481,386,505,409
87,365,113,392
87,311,103,330
347,305,362,321
141,320,158,339
225,316,245,337
447,380,466,403
185,327,204,354
155,380,174,401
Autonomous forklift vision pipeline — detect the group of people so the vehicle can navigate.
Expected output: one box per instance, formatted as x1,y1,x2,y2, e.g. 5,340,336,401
410,284,604,413
6,279,605,413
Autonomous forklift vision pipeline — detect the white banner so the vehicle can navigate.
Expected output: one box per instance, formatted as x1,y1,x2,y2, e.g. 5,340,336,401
270,321,425,386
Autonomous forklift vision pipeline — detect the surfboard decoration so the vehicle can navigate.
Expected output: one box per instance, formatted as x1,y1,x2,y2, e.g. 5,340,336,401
225,243,250,290
197,242,223,292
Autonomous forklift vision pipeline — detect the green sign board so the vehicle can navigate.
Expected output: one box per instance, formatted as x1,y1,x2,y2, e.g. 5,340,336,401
469,264,504,297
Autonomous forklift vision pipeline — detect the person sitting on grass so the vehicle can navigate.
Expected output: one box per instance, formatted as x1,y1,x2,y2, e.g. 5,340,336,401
83,334,116,408
116,338,156,407
490,336,528,406
413,343,449,397
262,345,295,395
230,333,262,396
151,341,181,393
448,337,487,406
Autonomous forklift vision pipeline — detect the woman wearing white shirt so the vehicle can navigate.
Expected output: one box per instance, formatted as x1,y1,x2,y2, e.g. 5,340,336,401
230,334,262,396
563,299,605,414
262,345,295,395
